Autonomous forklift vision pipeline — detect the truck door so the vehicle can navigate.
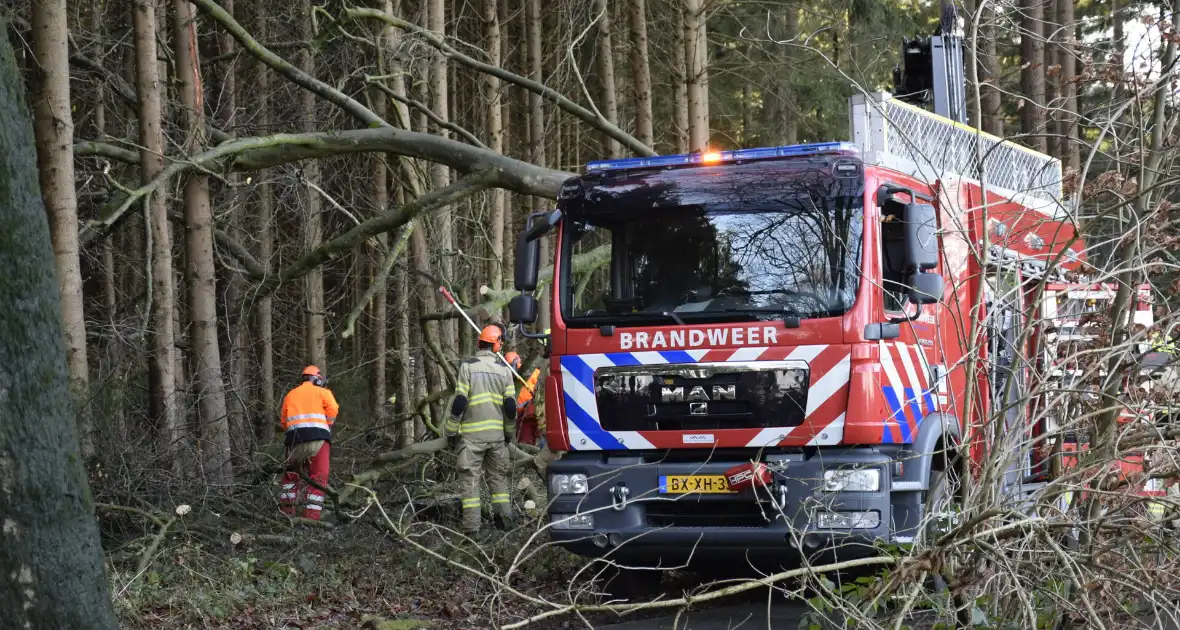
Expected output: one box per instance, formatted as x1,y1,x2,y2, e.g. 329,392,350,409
878,187,943,443
985,264,1028,490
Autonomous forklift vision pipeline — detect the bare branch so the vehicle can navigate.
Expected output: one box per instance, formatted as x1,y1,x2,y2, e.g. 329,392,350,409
245,171,495,307
78,129,573,246
340,222,415,339
343,7,656,157
190,0,385,128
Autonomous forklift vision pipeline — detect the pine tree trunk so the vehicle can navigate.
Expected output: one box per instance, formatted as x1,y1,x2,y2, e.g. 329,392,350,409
134,0,180,462
1057,0,1079,170
370,91,390,429
1044,0,1060,158
627,0,653,149
393,190,413,446
1020,0,1046,152
483,0,505,290
173,0,232,485
428,0,457,354
254,4,275,440
595,0,621,158
0,28,118,626
980,3,1003,137
526,0,551,333
298,0,326,368
94,3,119,444
673,4,690,153
381,0,416,445
216,0,250,454
682,0,708,151
31,0,92,458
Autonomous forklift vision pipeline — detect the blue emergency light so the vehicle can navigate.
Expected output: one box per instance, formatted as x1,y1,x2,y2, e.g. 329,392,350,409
584,141,860,173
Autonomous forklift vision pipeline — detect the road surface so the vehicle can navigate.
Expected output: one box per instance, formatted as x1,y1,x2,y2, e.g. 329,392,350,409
597,600,810,629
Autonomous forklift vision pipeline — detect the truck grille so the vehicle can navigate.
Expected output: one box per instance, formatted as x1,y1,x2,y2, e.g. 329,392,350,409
645,500,772,528
595,360,808,432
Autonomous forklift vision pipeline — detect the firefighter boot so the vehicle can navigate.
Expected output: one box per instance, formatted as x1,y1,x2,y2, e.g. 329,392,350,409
493,513,516,531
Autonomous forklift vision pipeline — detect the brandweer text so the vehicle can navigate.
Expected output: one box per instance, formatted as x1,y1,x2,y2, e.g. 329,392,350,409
618,326,779,350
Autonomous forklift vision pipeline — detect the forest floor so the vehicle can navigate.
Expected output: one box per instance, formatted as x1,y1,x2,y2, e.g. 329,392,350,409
95,438,715,630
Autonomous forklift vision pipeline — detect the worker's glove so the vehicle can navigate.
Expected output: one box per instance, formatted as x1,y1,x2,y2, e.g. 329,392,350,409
504,433,515,446
447,433,459,450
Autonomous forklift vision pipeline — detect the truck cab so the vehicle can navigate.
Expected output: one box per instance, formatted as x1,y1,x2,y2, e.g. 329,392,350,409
505,93,1107,571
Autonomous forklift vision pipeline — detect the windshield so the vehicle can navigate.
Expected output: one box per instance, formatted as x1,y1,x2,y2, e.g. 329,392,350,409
559,159,864,327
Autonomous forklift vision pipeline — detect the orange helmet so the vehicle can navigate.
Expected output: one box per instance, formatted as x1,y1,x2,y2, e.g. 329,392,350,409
504,351,522,371
478,325,503,352
302,365,325,386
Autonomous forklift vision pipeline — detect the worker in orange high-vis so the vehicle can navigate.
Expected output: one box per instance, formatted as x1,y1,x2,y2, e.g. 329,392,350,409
504,352,543,446
278,365,340,520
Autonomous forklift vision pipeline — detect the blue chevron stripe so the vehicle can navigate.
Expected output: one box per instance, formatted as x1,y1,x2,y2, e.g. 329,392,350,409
564,391,625,450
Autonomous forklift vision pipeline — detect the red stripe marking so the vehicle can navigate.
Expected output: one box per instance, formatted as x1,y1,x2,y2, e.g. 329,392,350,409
701,349,737,362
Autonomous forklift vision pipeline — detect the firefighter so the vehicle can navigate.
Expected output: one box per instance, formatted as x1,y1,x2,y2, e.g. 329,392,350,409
1149,329,1178,356
505,352,543,446
278,365,340,520
446,325,518,535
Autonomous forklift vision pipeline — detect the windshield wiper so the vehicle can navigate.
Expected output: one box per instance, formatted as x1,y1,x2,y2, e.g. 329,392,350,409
692,306,803,328
574,310,687,327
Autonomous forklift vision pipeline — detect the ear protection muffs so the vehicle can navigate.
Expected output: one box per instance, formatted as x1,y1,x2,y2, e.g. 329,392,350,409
310,374,326,387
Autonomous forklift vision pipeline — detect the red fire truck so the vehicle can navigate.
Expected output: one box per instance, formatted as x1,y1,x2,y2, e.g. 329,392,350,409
503,24,1160,578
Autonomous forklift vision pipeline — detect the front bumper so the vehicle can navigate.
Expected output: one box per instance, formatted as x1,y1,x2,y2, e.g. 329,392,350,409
546,449,898,568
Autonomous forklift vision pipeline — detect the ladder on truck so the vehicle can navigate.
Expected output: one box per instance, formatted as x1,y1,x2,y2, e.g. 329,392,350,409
848,1,1064,210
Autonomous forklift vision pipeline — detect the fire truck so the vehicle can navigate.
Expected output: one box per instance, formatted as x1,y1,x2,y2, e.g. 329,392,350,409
503,12,1160,578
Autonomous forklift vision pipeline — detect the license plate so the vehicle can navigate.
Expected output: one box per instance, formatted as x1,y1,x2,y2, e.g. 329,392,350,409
659,475,735,494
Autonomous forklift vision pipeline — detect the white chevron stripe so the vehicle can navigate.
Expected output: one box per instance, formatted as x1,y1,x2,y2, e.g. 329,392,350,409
561,365,601,423
581,354,618,372
610,431,655,449
807,413,846,445
727,347,768,361
786,344,827,363
912,344,932,380
686,349,710,361
805,354,851,415
565,355,655,449
632,351,669,364
894,343,924,410
879,342,908,431
745,427,795,447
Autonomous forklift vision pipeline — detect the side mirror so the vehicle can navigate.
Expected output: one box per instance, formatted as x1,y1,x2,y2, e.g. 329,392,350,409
903,203,938,271
526,209,562,240
509,294,538,324
514,233,541,292
907,272,944,305
515,209,562,292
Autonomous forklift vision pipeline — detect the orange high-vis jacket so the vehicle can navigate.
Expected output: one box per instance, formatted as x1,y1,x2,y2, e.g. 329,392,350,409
281,381,340,445
517,368,541,409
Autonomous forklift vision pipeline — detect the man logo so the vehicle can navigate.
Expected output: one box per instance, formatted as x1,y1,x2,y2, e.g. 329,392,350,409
660,384,737,403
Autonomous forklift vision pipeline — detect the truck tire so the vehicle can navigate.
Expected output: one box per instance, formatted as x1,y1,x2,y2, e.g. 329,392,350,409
924,467,960,593
600,565,662,601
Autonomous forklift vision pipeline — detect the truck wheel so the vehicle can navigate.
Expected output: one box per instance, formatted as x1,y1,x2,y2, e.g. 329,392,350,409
924,467,961,594
600,565,662,601
924,467,961,542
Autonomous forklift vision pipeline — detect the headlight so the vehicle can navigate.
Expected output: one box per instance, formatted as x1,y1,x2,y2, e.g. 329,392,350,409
550,513,595,530
822,468,881,492
549,473,589,495
814,510,880,529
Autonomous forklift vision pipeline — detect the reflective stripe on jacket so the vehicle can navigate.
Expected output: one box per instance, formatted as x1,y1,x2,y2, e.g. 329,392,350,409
281,381,340,445
447,350,516,443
